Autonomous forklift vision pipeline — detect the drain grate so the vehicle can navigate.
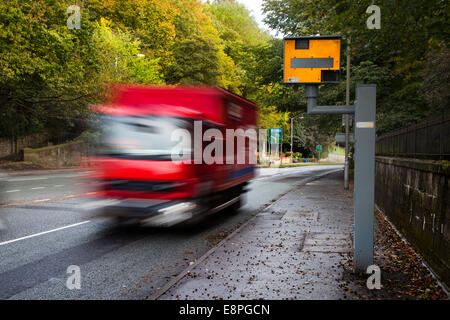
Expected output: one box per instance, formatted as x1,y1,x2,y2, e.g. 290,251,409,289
282,210,318,221
301,232,351,253
257,210,286,220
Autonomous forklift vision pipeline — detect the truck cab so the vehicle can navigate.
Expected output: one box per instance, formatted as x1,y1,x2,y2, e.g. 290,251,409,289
86,85,257,227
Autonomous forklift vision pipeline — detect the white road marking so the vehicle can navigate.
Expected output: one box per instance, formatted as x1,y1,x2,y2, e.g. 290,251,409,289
5,190,20,193
56,173,90,178
0,220,91,246
54,185,64,187
5,172,91,182
33,199,50,202
31,187,46,190
6,177,49,182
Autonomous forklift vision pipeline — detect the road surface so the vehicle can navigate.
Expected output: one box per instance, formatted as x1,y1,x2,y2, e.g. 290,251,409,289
0,165,342,299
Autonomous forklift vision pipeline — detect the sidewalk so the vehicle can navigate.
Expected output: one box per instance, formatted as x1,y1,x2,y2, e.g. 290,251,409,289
0,166,81,177
0,159,85,176
156,171,448,300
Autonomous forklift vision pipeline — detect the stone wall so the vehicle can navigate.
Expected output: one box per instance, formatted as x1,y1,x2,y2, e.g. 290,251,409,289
0,132,50,158
23,140,88,168
375,156,449,285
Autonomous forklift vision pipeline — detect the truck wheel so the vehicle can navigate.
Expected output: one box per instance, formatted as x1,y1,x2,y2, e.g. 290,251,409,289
114,216,137,227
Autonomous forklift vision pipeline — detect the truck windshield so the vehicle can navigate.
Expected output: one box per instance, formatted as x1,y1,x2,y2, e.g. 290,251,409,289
97,115,192,160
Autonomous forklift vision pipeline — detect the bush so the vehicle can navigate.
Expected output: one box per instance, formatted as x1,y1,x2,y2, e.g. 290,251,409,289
294,152,302,159
78,130,101,148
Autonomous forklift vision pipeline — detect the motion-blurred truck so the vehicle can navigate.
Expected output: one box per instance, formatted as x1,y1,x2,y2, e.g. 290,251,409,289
87,85,257,227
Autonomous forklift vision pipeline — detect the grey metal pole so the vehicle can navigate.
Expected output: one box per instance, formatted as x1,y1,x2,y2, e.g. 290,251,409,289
280,141,282,165
344,37,351,190
291,117,293,163
353,84,376,273
305,85,354,114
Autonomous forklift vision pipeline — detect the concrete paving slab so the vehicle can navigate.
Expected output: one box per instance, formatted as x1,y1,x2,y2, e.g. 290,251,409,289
159,171,355,300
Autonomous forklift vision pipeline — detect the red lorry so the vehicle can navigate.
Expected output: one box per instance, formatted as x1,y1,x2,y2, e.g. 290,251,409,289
87,85,258,226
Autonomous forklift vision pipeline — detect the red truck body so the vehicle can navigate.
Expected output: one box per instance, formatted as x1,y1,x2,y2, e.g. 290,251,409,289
87,85,257,226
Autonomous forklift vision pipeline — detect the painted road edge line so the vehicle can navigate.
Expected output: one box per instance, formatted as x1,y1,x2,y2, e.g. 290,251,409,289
149,168,341,300
0,220,90,246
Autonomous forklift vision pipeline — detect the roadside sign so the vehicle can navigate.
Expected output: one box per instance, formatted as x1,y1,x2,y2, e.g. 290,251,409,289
269,128,282,144
335,133,355,144
316,145,322,152
283,35,341,84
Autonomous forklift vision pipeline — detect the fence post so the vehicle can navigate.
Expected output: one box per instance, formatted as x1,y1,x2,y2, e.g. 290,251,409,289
439,116,442,160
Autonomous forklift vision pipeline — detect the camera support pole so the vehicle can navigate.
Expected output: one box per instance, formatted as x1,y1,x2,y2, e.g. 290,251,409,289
306,83,376,273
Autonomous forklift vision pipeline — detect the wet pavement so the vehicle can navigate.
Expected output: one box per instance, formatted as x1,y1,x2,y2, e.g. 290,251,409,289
160,171,356,299
159,170,450,300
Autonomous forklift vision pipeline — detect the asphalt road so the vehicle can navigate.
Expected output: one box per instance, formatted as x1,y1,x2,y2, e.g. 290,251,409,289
0,165,342,300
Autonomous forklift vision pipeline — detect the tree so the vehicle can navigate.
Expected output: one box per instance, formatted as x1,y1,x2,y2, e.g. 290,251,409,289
421,44,449,114
207,0,271,98
166,35,221,85
94,18,163,85
262,0,450,133
2,0,374,158
88,0,179,72
0,0,102,141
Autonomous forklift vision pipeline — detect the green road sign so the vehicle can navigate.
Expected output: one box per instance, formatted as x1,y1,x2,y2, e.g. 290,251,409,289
316,145,322,152
269,128,282,144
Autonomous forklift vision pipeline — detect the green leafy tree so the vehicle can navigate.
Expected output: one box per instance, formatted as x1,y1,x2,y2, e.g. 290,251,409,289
166,35,221,85
88,0,179,72
0,0,102,141
262,0,450,133
207,0,271,97
94,18,163,85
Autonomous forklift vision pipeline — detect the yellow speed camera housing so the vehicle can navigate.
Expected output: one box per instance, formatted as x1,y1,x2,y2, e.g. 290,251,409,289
283,36,341,84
